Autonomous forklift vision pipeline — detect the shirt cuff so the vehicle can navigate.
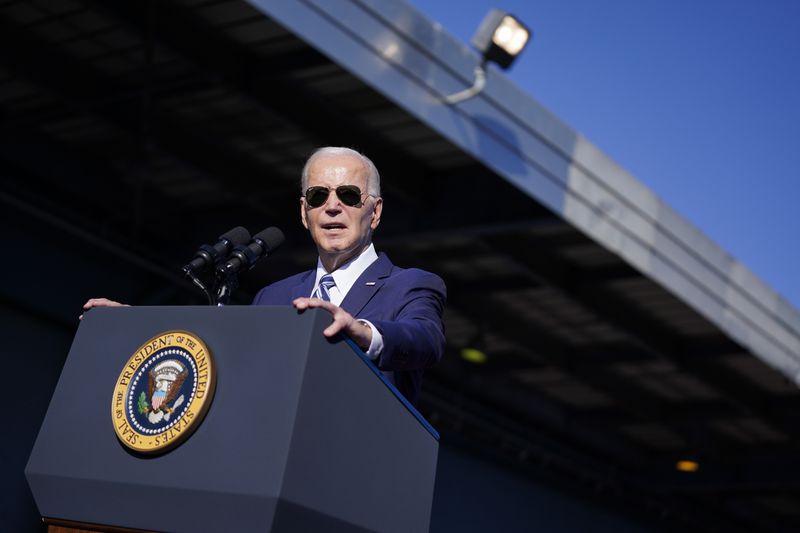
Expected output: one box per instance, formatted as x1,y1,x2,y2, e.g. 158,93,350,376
359,319,384,361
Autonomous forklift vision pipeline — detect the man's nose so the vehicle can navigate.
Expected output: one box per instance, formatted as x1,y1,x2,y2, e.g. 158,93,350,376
324,191,342,211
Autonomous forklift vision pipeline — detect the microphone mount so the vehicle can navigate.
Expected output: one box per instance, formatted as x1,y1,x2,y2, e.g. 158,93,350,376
183,226,284,305
213,227,285,305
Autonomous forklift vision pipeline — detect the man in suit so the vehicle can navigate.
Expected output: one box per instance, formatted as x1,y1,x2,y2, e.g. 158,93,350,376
252,147,446,404
84,147,445,404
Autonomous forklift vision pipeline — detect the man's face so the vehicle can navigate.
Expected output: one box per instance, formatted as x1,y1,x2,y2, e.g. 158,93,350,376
300,153,382,271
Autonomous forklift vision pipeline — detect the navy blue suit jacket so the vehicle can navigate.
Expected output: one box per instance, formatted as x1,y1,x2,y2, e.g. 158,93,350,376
251,253,446,404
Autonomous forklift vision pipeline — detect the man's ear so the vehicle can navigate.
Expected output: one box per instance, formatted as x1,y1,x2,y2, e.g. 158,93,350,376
370,197,383,230
300,198,309,230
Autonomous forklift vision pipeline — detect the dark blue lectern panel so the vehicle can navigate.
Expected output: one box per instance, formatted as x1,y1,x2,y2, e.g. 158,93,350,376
26,306,438,533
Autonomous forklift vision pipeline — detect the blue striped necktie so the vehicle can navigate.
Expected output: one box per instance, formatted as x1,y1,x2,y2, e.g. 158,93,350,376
317,273,336,302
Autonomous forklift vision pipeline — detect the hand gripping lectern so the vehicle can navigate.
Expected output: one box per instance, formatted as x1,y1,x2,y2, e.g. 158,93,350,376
26,306,439,533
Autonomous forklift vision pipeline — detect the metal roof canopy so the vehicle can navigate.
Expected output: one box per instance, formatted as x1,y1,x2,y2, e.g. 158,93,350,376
1,0,800,531
257,0,800,376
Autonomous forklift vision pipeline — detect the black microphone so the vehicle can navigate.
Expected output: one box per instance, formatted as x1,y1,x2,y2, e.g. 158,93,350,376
218,226,284,276
183,226,251,274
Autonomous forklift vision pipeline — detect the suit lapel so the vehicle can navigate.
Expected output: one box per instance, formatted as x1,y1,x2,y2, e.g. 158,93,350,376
340,253,393,316
291,270,316,301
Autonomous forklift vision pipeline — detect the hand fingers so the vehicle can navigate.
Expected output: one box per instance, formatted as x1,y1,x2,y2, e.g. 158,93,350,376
83,298,103,310
82,297,125,310
292,297,336,312
291,298,353,337
80,297,127,320
323,313,350,337
292,297,311,310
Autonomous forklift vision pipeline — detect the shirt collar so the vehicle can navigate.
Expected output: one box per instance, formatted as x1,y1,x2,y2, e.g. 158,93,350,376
313,243,379,298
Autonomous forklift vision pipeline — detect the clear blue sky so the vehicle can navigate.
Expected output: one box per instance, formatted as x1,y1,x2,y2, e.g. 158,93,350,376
411,0,800,311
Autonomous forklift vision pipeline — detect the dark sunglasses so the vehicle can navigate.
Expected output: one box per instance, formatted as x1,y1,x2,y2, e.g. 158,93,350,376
304,185,370,208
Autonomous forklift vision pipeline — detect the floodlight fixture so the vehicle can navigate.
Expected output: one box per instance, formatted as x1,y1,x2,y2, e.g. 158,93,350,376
473,9,531,69
443,9,532,104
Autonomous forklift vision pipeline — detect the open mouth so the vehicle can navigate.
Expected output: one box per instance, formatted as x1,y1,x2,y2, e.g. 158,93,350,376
321,223,346,231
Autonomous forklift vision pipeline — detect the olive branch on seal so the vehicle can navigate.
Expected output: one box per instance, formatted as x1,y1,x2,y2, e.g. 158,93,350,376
137,392,150,414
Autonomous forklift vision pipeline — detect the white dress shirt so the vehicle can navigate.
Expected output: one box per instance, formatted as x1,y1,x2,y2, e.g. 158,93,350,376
311,243,384,360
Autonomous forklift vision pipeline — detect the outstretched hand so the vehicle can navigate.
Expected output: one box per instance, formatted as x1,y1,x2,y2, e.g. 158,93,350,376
80,297,129,320
292,297,372,351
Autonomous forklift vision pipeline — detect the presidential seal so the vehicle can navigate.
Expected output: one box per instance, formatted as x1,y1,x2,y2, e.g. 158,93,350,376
111,330,216,454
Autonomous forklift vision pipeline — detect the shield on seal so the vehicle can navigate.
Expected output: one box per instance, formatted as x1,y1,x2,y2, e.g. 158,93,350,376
148,359,187,412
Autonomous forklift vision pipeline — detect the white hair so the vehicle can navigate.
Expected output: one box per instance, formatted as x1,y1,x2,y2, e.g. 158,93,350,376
300,147,381,196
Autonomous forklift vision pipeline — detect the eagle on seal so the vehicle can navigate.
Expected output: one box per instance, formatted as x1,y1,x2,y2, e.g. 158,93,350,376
148,359,188,413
